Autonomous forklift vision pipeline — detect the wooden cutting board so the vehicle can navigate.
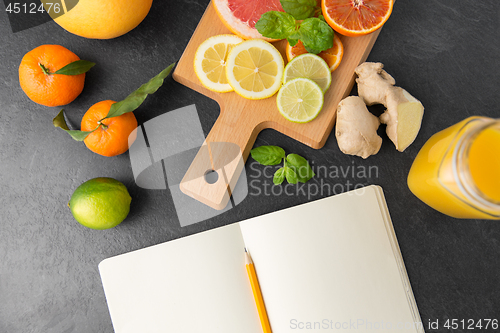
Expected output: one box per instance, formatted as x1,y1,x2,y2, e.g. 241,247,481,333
172,1,382,210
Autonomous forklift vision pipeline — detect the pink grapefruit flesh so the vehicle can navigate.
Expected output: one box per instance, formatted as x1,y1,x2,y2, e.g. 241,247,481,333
213,0,284,40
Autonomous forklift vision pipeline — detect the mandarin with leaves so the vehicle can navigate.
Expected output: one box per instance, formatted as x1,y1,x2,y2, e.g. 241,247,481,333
81,100,138,157
19,44,94,107
54,63,175,157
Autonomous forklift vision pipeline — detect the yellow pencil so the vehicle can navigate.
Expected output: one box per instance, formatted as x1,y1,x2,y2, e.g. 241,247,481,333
245,248,272,333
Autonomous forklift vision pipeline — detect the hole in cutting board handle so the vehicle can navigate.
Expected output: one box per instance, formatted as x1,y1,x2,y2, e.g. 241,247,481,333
204,170,219,184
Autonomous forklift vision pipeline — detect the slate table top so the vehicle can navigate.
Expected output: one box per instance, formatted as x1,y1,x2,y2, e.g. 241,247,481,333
1,0,499,332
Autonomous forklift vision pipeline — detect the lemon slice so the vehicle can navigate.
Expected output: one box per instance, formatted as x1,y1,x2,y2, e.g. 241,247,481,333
194,34,244,93
283,53,332,93
225,39,284,100
277,78,324,123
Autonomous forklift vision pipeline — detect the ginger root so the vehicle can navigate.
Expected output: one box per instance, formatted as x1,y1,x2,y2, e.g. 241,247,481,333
381,87,425,152
355,62,424,152
355,62,395,106
336,96,382,159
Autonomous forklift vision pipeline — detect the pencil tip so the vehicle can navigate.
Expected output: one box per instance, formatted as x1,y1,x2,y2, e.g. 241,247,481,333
244,247,247,252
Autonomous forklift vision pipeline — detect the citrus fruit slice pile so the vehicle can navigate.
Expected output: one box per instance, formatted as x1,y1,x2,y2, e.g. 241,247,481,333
286,34,344,72
213,0,284,40
277,78,324,123
194,34,244,93
322,0,394,37
225,39,284,100
283,53,332,93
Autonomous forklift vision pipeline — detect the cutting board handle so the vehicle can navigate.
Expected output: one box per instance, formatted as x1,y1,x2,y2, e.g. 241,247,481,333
179,109,259,210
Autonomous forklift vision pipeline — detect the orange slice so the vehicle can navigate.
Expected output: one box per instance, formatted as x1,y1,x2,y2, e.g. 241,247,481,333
322,0,394,37
286,34,344,72
213,0,284,40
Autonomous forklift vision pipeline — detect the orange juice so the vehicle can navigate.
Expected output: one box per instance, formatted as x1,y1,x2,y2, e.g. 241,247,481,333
468,126,500,203
407,117,500,219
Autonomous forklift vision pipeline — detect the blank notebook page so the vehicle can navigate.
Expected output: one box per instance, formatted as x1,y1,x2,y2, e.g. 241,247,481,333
239,186,419,332
99,223,261,333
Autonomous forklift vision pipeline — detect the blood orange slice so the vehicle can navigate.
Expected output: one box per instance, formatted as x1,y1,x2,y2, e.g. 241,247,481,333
286,34,344,72
322,0,394,37
213,0,284,40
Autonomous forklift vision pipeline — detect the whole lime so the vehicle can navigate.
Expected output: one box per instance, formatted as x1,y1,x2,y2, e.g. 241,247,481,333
68,177,132,230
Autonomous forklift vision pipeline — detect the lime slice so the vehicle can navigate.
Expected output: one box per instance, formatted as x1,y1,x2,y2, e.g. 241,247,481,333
283,53,332,93
277,78,324,123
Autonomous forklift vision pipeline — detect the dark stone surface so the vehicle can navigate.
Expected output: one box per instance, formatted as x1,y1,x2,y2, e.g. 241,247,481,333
0,0,499,332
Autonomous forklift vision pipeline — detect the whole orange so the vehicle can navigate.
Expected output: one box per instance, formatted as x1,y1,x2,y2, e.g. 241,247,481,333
19,44,85,107
48,0,153,39
81,100,138,157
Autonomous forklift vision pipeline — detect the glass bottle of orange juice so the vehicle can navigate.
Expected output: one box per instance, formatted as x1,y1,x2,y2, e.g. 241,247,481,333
407,116,500,219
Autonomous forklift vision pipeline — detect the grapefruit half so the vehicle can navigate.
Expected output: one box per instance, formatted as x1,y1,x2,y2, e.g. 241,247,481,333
213,0,285,40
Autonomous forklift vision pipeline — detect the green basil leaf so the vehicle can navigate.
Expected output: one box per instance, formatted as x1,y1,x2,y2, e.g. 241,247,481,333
280,0,318,20
104,62,176,119
285,166,299,184
298,18,334,54
287,32,301,47
54,60,96,75
250,145,286,165
273,167,286,185
255,11,296,40
53,109,98,141
304,45,322,54
286,153,315,183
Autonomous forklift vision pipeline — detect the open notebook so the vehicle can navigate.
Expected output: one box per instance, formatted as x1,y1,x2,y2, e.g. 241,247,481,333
99,185,424,333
